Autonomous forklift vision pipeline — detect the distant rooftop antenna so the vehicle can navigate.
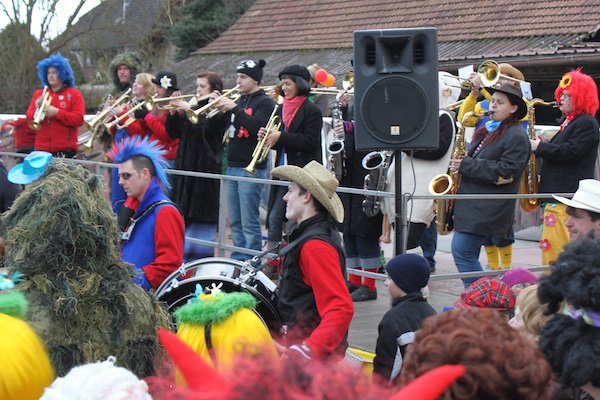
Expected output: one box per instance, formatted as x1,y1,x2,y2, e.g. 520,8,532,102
122,0,131,23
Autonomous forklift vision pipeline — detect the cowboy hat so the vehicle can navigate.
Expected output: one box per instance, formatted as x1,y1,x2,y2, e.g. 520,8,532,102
8,151,52,184
485,84,528,120
271,161,344,223
553,179,600,214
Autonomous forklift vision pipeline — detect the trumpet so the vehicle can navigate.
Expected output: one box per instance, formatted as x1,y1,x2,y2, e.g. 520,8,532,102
144,93,197,111
244,107,281,175
104,98,150,131
83,89,132,147
186,86,240,124
29,86,53,130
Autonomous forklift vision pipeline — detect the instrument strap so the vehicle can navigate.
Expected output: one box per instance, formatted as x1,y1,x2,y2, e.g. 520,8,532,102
121,200,179,241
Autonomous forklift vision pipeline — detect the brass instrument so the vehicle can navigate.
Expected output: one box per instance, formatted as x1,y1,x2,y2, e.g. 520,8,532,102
83,89,132,148
478,59,526,87
518,98,558,212
144,93,197,111
444,99,465,111
429,112,472,235
103,98,150,131
362,150,393,217
244,107,281,175
29,86,53,130
187,86,240,124
327,71,354,181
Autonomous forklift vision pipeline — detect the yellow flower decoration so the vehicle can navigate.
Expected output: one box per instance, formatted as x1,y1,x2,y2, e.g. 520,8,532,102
559,74,573,89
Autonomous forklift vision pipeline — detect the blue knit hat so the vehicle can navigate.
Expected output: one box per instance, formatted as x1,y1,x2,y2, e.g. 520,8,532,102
385,254,430,294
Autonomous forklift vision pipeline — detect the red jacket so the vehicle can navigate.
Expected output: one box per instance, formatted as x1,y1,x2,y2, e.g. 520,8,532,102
7,118,36,150
143,110,179,160
26,86,85,152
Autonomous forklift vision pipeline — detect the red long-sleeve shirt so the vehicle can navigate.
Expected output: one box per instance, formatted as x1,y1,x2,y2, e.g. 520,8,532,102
298,240,354,358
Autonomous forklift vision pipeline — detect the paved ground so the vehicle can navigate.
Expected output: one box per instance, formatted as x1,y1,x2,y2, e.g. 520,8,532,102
347,228,544,352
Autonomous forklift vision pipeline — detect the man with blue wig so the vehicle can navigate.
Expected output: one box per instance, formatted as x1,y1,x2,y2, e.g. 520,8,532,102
107,136,184,291
25,53,85,158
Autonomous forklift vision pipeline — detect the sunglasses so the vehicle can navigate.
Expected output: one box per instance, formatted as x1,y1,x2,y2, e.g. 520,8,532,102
119,171,139,180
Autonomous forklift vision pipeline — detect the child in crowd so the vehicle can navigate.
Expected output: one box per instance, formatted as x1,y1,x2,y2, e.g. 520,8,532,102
373,254,436,383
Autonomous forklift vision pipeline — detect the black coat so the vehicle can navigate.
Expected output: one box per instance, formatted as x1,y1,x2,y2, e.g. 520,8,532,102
454,124,530,237
373,293,436,381
272,99,323,167
165,110,229,224
536,114,599,197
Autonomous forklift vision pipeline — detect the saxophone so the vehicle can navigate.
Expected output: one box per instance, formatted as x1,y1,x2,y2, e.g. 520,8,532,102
327,97,346,181
361,150,393,217
518,99,557,212
428,112,472,235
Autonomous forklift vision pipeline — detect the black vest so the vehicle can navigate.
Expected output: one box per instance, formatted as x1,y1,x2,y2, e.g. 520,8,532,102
277,213,347,354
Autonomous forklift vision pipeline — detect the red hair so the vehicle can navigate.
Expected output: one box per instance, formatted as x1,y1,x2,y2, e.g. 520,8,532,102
554,69,599,116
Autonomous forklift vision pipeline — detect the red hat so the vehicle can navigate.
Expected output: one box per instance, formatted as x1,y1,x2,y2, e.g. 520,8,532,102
454,277,516,311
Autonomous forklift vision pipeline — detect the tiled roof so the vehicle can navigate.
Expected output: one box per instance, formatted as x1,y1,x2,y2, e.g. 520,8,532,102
196,0,600,54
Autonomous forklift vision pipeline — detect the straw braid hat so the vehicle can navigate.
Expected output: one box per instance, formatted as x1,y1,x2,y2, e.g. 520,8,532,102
271,161,344,223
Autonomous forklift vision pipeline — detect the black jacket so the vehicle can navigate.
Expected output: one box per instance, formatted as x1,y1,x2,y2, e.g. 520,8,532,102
536,114,599,198
272,99,323,167
228,90,275,168
373,293,436,382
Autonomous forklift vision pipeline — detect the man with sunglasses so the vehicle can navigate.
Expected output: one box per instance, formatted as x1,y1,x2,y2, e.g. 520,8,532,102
108,136,184,291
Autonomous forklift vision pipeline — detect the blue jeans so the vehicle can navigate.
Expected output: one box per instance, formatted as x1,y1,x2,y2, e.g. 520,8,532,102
227,166,268,261
184,222,216,262
451,231,485,287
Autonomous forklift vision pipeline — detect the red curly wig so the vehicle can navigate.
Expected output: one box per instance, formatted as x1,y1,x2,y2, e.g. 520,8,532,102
554,69,599,116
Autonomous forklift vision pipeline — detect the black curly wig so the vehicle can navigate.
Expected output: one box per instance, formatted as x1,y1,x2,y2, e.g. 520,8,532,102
538,237,600,388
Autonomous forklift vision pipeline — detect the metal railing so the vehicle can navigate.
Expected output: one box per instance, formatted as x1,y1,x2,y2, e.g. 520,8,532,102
0,150,562,282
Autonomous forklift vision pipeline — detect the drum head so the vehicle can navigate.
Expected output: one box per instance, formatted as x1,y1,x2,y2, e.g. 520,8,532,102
156,257,281,331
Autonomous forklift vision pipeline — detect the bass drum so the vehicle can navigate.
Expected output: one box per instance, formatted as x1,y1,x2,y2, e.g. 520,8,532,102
155,257,281,331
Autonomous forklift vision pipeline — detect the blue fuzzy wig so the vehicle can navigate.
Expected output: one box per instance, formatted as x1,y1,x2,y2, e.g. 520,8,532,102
36,53,75,88
106,136,171,192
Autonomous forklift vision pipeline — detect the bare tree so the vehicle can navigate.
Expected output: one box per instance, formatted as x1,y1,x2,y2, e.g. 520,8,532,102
0,0,89,48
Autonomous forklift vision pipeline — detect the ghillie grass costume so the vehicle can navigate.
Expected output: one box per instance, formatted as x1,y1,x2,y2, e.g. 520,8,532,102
1,161,170,377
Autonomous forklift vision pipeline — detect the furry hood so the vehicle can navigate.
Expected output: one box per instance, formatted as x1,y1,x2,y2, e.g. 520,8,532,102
108,52,142,89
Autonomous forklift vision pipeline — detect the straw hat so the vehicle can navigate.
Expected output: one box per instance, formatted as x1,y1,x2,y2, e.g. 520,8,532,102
271,161,344,223
553,179,600,214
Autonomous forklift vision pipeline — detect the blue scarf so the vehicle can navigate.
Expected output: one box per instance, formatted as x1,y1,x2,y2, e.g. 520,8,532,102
485,120,501,133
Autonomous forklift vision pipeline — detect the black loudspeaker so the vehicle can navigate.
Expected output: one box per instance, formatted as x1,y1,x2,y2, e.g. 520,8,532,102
353,28,439,150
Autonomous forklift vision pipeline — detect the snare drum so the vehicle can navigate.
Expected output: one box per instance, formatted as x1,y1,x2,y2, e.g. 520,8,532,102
155,257,281,331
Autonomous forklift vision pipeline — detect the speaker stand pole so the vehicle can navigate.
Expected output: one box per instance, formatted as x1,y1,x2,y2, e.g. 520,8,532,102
394,150,406,256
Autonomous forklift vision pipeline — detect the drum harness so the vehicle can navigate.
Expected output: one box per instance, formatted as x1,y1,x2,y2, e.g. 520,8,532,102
120,200,179,241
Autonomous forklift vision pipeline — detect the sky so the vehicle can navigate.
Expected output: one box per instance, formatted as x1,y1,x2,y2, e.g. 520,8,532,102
0,0,101,40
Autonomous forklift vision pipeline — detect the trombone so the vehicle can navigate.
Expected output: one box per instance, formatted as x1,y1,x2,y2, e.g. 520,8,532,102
477,59,525,87
244,107,281,175
186,86,240,124
29,86,53,130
